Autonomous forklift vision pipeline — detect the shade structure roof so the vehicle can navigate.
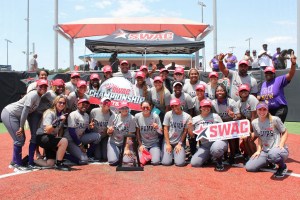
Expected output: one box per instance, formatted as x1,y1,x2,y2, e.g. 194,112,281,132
58,17,211,39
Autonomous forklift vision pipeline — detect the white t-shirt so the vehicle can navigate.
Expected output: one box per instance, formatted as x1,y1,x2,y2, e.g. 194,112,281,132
258,50,272,66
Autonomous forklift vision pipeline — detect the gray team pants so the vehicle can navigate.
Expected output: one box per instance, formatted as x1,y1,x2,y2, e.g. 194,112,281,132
66,132,101,165
138,143,161,165
245,147,289,172
161,142,186,167
107,138,133,166
191,140,228,167
1,108,25,146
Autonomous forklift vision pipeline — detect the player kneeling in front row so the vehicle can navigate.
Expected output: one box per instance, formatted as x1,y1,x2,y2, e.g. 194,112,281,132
189,99,228,171
245,102,289,178
35,95,70,171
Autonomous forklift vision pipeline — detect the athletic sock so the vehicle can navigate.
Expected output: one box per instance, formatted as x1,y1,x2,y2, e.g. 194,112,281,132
28,143,36,165
13,145,22,166
87,143,96,158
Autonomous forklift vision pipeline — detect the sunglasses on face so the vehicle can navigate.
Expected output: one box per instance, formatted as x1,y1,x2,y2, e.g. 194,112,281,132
142,106,151,111
175,73,183,76
57,101,66,105
71,76,80,79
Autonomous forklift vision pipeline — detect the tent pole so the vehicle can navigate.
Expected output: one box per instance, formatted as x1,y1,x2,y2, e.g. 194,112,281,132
69,39,74,71
54,0,58,72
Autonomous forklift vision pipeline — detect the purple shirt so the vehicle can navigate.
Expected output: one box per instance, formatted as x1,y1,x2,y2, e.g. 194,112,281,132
226,55,237,69
260,75,289,110
211,58,219,70
272,53,279,65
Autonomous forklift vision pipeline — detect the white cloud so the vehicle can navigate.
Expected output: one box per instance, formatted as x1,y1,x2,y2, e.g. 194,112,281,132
265,36,294,44
110,0,150,17
75,5,85,11
95,0,112,9
273,20,296,26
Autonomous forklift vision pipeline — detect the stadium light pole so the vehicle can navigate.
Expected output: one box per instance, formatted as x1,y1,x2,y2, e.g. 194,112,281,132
54,0,58,72
4,39,12,66
213,0,217,55
25,0,30,71
245,37,252,52
198,1,206,71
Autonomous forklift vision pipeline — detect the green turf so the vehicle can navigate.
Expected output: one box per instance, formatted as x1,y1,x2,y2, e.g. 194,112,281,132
1,122,299,134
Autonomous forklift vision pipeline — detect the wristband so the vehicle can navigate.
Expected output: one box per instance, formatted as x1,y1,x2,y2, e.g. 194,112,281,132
178,141,183,145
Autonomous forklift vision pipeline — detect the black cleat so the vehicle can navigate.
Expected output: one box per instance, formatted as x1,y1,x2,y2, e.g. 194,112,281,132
274,164,288,178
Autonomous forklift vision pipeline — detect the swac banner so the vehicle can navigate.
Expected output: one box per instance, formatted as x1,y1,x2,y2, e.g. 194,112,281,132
88,77,145,111
193,119,250,142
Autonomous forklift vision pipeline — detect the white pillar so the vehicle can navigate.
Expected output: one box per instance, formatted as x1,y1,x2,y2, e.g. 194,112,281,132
213,0,217,55
70,39,74,71
297,0,300,60
54,0,58,72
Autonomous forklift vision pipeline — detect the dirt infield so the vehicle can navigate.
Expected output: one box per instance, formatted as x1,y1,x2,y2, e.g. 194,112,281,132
0,132,300,199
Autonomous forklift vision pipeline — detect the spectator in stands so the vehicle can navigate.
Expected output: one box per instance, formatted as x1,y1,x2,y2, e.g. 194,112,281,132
258,44,272,70
157,60,165,70
272,47,281,69
29,54,38,72
258,51,297,123
251,50,260,70
167,62,176,70
94,61,103,71
243,50,253,70
109,52,119,73
225,51,238,70
209,54,219,72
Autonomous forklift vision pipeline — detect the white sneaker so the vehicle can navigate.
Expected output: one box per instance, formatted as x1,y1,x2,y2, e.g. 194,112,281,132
13,165,30,172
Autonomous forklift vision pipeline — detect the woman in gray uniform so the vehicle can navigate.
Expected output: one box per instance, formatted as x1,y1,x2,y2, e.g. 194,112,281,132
245,102,289,178
106,101,136,166
206,72,219,100
135,101,162,165
89,97,113,161
64,99,101,165
183,68,207,98
67,80,89,113
162,98,191,167
133,71,149,100
190,99,228,171
1,79,48,171
35,95,69,171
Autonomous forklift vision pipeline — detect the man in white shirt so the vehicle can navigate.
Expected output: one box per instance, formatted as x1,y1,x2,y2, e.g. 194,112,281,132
29,54,38,72
258,44,272,70
251,50,260,70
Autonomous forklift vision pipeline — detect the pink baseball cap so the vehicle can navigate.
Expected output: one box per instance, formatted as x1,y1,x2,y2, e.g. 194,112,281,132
139,65,148,71
119,100,129,108
136,71,145,79
52,79,65,86
154,76,163,82
103,65,112,73
174,67,184,74
209,72,219,78
238,84,250,92
238,60,249,67
77,80,87,88
200,99,212,107
120,60,129,65
264,66,276,73
196,84,206,91
77,98,90,105
37,79,48,86
159,68,169,73
170,98,181,106
71,72,80,78
90,73,100,80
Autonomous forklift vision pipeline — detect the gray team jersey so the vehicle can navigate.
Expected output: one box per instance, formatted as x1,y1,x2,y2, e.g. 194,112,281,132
183,79,207,98
211,98,240,122
163,110,191,145
227,70,258,101
27,81,50,93
236,94,259,120
192,97,210,116
135,112,162,148
36,110,65,136
67,91,90,112
108,114,136,146
170,92,194,113
65,82,77,94
192,113,223,145
114,71,136,84
35,90,58,114
145,77,154,88
90,107,112,137
133,84,149,99
206,83,217,100
252,116,286,152
5,90,41,118
64,110,89,140
148,87,171,113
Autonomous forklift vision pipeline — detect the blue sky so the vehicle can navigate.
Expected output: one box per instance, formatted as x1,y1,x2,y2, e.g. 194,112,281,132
0,0,296,71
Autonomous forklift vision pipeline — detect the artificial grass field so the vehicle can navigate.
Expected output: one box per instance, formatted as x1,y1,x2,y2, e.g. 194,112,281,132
0,122,299,134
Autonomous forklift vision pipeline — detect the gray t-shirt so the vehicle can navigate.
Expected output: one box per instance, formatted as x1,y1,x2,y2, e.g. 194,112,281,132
108,114,136,146
135,112,162,148
64,110,89,140
227,70,258,101
114,71,136,84
5,90,41,118
252,116,286,152
36,110,65,136
148,87,171,113
35,90,58,114
183,79,207,98
192,113,223,146
67,91,90,112
145,77,154,88
211,98,240,122
192,97,209,116
170,92,194,113
163,110,191,145
206,83,217,100
236,94,259,120
65,82,77,94
90,107,112,137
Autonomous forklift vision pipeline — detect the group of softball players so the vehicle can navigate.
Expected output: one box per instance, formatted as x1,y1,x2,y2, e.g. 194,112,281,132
1,53,296,178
